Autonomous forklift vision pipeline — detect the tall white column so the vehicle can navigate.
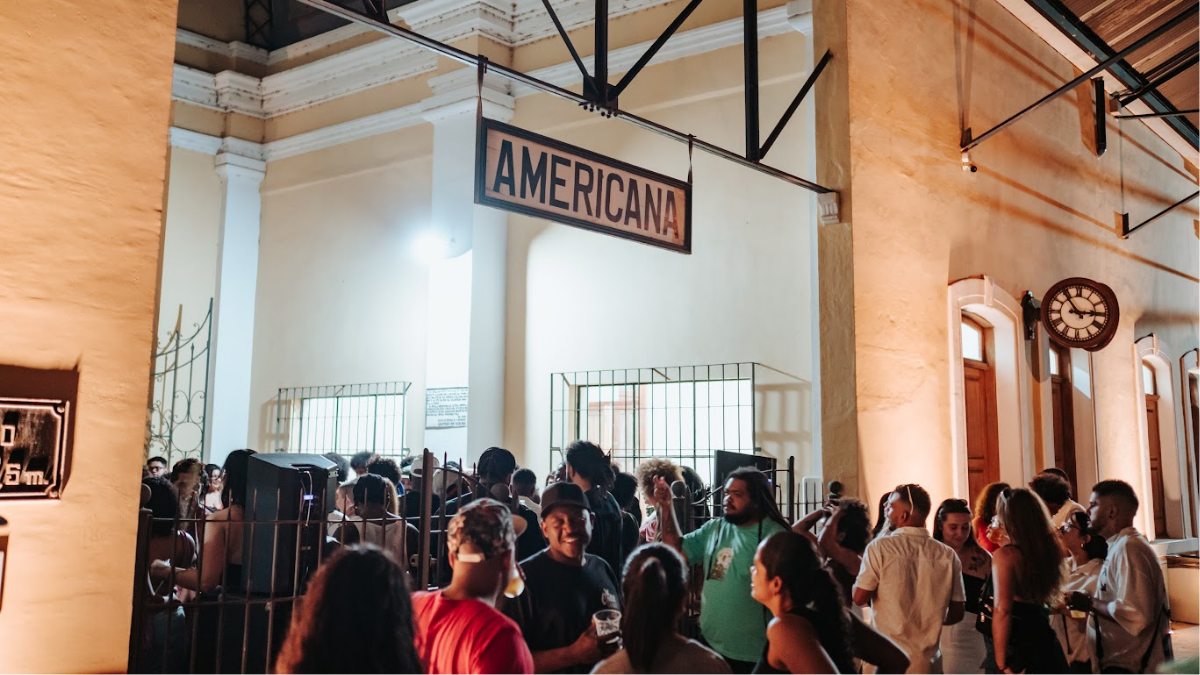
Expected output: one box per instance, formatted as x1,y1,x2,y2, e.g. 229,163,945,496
205,151,265,466
419,70,513,465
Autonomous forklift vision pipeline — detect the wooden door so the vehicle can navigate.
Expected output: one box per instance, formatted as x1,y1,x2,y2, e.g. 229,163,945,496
1051,371,1078,489
965,360,1000,504
1145,394,1168,538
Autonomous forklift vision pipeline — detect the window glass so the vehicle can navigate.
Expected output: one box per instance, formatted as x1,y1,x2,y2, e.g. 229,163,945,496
961,319,984,361
296,393,405,455
1143,363,1157,396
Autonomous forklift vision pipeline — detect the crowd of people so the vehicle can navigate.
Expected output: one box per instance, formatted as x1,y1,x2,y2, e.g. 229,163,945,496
137,443,1183,675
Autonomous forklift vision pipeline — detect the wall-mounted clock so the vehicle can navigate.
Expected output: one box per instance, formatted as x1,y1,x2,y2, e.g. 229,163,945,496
1040,277,1119,351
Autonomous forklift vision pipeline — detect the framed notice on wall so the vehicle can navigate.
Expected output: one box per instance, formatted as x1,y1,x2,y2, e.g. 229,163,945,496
476,118,692,254
0,398,69,499
425,387,468,429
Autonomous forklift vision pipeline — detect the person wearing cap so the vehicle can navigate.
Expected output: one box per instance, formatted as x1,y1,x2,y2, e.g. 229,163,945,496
442,447,547,561
503,481,623,674
413,499,535,674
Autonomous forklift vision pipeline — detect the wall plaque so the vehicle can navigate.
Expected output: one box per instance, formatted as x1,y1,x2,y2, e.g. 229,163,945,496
425,388,469,430
0,398,69,499
476,118,692,254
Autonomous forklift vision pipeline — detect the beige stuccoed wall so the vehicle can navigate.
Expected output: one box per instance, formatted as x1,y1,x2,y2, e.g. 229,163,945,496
820,0,1199,522
0,0,178,670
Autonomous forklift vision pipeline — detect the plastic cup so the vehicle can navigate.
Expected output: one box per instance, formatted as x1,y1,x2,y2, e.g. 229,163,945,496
593,609,621,638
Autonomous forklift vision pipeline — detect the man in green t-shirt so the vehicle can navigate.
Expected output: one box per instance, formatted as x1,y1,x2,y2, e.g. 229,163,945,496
652,466,791,673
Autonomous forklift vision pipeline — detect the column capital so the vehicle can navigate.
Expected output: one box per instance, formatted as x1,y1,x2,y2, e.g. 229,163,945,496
786,0,813,35
421,68,515,123
215,152,266,185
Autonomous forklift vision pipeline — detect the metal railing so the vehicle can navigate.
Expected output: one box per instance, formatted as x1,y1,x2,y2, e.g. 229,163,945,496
147,301,212,466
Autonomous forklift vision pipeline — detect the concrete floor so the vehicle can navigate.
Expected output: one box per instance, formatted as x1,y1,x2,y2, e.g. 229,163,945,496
1172,622,1198,662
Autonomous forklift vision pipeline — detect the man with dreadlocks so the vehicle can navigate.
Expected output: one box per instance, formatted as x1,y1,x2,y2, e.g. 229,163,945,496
652,466,790,673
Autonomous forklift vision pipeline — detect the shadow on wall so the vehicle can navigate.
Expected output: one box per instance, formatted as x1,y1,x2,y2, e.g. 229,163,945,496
0,364,79,496
754,366,814,476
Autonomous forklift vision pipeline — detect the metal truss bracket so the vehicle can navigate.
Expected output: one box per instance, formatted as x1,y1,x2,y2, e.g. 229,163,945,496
1121,191,1200,238
296,0,837,196
959,3,1197,155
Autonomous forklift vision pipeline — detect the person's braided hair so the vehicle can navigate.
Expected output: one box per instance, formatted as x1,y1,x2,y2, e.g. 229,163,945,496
726,466,790,530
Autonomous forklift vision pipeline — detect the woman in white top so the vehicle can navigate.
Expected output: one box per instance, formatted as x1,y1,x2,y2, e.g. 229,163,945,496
934,498,991,674
592,543,731,674
1053,510,1107,673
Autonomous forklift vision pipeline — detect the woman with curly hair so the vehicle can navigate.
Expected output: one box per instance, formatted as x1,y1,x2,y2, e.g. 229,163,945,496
972,482,1011,553
635,458,683,543
275,545,423,674
979,488,1067,674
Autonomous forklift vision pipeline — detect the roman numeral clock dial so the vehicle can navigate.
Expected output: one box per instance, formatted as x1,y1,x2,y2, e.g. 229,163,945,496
1040,277,1120,352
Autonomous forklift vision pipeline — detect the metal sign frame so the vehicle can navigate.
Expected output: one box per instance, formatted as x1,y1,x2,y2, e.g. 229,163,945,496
0,398,69,499
475,117,693,254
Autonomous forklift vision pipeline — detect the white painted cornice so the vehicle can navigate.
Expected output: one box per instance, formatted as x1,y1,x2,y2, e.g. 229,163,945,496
171,5,798,159
422,70,515,123
170,127,266,160
396,0,515,44
261,39,437,115
176,28,270,64
785,0,813,36
510,0,676,46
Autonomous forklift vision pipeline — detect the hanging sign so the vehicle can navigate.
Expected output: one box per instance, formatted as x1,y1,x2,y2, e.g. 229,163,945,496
475,118,692,254
0,398,68,499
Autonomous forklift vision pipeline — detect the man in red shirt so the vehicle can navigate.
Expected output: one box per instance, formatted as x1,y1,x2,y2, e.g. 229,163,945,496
413,498,535,674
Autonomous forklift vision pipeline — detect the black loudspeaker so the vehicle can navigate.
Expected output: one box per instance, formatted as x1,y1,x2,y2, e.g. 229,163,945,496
713,449,777,485
242,453,337,596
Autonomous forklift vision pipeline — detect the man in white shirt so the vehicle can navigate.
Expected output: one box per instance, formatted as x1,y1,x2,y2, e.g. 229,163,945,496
853,484,965,674
1068,480,1170,674
1036,468,1086,528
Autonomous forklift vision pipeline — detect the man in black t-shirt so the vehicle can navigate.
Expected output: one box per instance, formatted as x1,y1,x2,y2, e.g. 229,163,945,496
564,441,627,578
504,482,622,674
441,447,547,560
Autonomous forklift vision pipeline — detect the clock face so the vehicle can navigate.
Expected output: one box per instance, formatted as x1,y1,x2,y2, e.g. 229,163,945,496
1040,278,1120,351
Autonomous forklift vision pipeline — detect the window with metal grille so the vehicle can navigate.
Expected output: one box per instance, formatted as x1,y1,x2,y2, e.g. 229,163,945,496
275,382,410,456
551,364,793,490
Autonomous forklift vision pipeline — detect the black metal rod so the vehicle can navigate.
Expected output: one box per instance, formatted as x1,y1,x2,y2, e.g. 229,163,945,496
1093,78,1106,157
743,0,760,161
610,0,707,99
1123,191,1200,237
595,0,609,105
961,3,1198,152
294,0,833,193
539,0,591,86
761,49,832,159
1140,43,1199,85
1114,109,1200,119
1118,51,1199,106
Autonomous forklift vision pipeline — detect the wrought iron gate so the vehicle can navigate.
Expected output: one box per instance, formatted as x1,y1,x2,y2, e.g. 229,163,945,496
147,301,213,466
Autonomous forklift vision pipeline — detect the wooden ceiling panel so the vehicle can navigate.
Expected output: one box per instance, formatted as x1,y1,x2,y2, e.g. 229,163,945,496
1129,25,1197,72
1156,63,1199,106
1104,0,1198,52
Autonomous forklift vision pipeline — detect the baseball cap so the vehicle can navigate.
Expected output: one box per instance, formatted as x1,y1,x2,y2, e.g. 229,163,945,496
540,481,590,519
448,498,520,562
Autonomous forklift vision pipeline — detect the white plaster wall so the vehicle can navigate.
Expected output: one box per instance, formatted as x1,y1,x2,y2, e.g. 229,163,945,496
0,0,178,669
504,35,818,477
158,148,222,335
247,136,434,457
